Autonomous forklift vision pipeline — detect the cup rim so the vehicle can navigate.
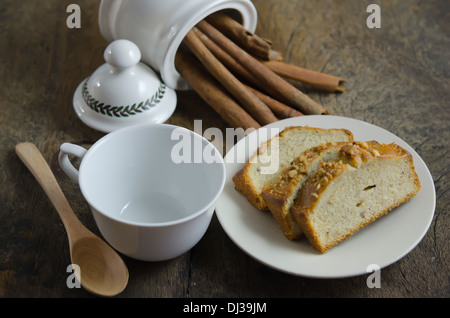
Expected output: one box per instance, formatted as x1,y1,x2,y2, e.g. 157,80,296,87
78,123,226,228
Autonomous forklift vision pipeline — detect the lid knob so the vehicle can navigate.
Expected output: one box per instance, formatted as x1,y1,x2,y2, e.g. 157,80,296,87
104,39,141,69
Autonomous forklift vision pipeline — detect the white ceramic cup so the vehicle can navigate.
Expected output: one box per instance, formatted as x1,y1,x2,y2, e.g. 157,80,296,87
98,0,257,90
58,124,226,261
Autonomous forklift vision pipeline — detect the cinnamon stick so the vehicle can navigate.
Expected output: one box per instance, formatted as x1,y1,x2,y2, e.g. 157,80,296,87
206,12,282,61
197,20,329,115
183,29,278,125
175,49,260,131
261,60,346,92
245,84,303,119
192,27,262,90
192,27,301,119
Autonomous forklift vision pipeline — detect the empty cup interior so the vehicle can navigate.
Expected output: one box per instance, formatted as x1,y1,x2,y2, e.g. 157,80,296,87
79,124,225,225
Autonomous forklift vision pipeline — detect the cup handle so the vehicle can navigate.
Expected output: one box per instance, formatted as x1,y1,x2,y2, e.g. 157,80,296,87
58,143,88,183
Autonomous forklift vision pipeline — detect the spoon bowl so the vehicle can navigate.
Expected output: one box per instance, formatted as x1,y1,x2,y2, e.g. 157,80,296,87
15,142,129,297
71,237,129,296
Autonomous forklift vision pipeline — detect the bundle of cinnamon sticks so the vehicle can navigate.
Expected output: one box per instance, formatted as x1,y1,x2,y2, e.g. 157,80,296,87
175,12,346,130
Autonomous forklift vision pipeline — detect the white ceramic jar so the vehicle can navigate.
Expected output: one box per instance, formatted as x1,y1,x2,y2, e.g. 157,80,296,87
98,0,258,90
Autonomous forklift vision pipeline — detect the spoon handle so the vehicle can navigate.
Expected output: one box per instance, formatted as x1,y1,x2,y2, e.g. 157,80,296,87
15,142,85,238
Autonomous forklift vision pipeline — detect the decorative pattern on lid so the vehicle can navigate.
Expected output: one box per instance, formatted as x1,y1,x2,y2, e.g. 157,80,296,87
82,79,167,118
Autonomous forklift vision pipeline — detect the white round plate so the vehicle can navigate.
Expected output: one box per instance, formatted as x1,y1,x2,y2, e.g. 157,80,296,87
215,115,436,278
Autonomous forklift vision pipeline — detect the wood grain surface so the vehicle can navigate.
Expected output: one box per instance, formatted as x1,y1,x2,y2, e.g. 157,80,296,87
0,0,448,298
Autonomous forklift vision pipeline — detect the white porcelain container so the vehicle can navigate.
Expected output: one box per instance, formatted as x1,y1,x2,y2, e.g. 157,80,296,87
98,0,258,90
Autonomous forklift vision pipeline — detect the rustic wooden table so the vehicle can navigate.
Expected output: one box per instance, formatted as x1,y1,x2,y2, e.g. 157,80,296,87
0,0,448,299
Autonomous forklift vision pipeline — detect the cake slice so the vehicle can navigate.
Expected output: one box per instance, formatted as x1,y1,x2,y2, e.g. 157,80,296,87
232,126,353,210
262,141,348,240
291,141,421,253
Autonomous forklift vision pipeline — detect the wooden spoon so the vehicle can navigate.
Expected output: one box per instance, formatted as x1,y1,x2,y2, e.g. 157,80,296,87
15,142,129,297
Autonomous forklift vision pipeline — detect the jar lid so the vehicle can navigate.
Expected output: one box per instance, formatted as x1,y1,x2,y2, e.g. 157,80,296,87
73,39,177,133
